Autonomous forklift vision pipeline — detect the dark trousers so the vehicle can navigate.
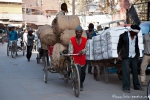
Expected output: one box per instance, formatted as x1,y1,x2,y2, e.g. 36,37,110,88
26,46,33,60
87,60,92,73
77,64,87,87
122,57,141,90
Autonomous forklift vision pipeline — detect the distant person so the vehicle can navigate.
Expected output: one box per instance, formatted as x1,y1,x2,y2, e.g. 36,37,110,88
86,23,97,74
23,29,28,47
8,26,18,56
52,3,68,34
56,3,68,17
26,30,35,62
17,25,23,37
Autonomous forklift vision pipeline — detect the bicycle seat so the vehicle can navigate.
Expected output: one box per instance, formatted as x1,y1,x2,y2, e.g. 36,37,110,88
62,50,68,54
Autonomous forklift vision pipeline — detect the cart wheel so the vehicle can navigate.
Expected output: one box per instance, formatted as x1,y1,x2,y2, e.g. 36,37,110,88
11,44,16,58
93,65,100,81
7,44,9,56
44,57,48,83
64,79,68,83
148,81,150,100
72,64,80,97
36,54,40,64
118,70,122,80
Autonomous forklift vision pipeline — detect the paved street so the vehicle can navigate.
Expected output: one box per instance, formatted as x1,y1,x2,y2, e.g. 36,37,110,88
0,43,148,100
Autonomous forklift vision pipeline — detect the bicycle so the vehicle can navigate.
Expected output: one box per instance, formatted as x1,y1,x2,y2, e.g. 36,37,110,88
39,49,80,97
10,41,17,58
60,53,80,97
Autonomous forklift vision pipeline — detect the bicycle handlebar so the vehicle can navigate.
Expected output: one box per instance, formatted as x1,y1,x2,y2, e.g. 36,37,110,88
60,53,79,56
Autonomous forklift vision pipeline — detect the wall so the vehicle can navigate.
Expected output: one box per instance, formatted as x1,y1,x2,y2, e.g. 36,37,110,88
0,0,22,2
0,3,22,14
22,0,59,13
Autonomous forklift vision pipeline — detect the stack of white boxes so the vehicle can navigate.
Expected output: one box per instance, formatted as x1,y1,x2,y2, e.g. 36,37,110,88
86,27,144,60
86,39,94,60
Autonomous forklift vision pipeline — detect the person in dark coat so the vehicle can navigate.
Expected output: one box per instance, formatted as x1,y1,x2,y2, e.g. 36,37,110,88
117,25,144,93
26,30,35,61
86,23,97,74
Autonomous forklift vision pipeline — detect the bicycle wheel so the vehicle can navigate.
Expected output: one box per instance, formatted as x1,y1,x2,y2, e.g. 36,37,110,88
36,54,40,64
62,59,70,83
93,65,100,81
72,64,80,97
11,43,15,58
147,81,150,100
23,46,25,56
7,44,9,56
43,57,48,83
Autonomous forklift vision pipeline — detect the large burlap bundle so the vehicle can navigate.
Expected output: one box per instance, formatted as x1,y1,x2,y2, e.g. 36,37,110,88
37,25,51,37
52,43,67,69
41,43,48,50
52,15,80,36
38,26,59,46
60,30,87,46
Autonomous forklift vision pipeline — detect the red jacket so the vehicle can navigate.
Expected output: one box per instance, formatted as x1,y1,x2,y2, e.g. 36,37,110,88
70,36,87,66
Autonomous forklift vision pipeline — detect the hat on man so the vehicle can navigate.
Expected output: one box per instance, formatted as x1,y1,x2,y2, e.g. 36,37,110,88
28,30,33,34
88,23,94,28
76,25,83,31
130,25,141,33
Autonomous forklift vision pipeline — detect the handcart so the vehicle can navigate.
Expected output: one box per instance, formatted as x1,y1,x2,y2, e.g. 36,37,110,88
88,58,122,82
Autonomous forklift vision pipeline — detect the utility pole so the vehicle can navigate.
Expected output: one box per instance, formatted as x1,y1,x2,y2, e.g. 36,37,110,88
41,0,43,7
24,4,26,29
72,0,75,15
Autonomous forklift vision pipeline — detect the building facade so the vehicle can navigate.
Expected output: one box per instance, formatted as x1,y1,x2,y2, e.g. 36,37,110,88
0,0,23,27
22,0,60,28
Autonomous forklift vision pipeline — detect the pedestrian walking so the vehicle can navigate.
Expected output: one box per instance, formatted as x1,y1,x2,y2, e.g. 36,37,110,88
117,25,144,93
86,23,97,74
26,30,35,62
68,25,88,91
140,32,150,86
23,29,28,49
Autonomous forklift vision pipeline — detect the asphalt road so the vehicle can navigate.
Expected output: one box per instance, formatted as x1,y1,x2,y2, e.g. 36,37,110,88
0,43,148,100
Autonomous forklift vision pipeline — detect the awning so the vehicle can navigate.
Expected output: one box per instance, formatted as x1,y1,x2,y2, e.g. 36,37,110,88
22,6,42,11
9,19,23,22
7,24,22,27
26,22,50,25
45,10,57,13
0,21,9,24
0,0,23,3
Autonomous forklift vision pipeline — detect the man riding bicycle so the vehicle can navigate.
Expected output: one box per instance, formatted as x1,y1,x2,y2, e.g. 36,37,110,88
68,25,88,91
8,26,18,56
